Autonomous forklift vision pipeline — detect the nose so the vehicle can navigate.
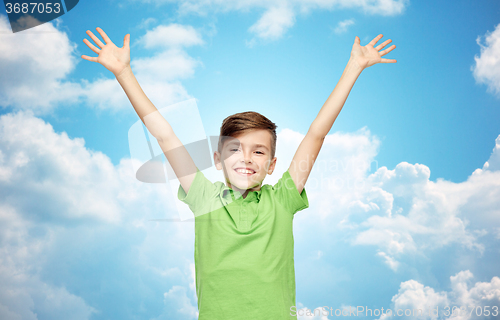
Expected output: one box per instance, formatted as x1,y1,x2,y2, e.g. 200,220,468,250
240,149,253,164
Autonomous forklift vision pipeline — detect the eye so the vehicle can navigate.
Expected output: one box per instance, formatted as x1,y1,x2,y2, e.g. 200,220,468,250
230,148,240,152
255,151,264,154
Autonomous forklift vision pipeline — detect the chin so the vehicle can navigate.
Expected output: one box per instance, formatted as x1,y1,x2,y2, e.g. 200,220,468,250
230,179,262,191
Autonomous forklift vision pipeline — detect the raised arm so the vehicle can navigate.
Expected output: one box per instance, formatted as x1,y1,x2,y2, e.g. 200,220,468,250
288,34,397,193
81,27,198,194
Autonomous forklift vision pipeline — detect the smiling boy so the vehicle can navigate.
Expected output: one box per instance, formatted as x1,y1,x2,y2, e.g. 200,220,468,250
176,112,308,319
82,27,396,319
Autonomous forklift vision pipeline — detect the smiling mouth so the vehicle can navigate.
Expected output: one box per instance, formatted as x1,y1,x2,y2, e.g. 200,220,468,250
234,168,256,176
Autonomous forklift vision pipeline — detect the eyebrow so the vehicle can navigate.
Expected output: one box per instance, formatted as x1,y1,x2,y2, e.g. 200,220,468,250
226,142,269,151
254,144,269,151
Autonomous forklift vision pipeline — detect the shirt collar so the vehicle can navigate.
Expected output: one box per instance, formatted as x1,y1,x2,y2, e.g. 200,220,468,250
221,185,262,202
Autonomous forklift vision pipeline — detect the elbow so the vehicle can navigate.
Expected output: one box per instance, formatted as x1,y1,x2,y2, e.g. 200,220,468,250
156,134,172,144
307,129,326,141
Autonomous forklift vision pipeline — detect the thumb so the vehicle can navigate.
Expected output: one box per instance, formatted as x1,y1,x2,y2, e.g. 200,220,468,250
354,36,360,45
124,34,130,48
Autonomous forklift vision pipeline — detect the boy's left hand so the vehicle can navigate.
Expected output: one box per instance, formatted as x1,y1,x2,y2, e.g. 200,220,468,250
350,34,397,70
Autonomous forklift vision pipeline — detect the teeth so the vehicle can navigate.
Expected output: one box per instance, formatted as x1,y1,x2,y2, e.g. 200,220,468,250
236,169,254,174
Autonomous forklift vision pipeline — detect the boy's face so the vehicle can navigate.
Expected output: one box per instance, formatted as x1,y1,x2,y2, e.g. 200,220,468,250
214,129,277,192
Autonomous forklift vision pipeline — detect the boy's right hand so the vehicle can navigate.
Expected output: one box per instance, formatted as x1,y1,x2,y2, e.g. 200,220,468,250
81,27,131,77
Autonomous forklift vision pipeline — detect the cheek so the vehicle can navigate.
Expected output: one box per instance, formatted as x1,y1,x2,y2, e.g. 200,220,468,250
223,154,237,164
258,159,271,170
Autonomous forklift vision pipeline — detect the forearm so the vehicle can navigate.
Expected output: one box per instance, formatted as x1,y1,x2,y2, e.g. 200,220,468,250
308,57,364,138
115,65,175,140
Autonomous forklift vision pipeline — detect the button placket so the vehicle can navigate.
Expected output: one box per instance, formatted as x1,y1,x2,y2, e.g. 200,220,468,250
240,202,248,229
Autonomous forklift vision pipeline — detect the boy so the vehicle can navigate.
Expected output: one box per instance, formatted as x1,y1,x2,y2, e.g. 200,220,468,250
82,28,396,319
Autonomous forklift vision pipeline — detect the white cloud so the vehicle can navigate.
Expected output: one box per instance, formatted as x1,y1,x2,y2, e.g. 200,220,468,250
377,250,400,271
478,135,500,172
150,286,198,320
136,24,204,49
0,15,81,113
353,0,409,15
248,5,296,41
333,19,355,34
270,126,381,224
348,154,499,266
0,110,200,319
0,110,122,223
379,270,500,320
138,17,158,30
379,279,448,319
297,0,408,16
355,134,500,264
472,23,500,98
0,203,98,320
299,270,500,320
132,48,202,81
273,126,500,272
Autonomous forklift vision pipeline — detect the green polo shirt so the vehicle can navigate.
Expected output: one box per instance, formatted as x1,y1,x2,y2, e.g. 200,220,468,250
178,168,309,320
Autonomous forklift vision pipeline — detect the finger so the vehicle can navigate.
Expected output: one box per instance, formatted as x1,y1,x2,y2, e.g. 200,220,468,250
375,39,392,51
379,44,396,56
380,58,397,63
83,38,101,54
86,30,105,48
96,27,112,45
81,55,98,63
368,34,383,47
124,34,130,49
354,36,360,45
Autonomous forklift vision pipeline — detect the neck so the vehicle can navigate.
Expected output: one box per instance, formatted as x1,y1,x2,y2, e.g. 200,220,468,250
227,182,261,199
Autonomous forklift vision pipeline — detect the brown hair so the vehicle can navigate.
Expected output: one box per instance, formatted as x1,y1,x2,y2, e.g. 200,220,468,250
218,111,277,158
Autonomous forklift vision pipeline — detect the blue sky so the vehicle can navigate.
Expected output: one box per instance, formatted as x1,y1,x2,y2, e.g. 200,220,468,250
0,0,500,319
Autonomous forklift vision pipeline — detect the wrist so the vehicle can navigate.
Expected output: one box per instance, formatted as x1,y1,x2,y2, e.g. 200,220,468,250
347,57,365,74
115,64,133,80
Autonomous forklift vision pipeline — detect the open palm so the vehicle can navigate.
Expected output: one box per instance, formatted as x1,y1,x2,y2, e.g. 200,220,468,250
81,27,131,77
351,34,397,69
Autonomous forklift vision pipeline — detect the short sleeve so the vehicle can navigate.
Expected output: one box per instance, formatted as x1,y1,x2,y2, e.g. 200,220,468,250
177,168,220,217
271,169,309,215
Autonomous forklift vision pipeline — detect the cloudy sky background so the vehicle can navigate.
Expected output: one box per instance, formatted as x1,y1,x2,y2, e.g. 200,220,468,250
1,0,500,319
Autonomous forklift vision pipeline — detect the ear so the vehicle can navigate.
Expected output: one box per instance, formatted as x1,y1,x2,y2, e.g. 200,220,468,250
214,151,222,170
267,156,277,175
